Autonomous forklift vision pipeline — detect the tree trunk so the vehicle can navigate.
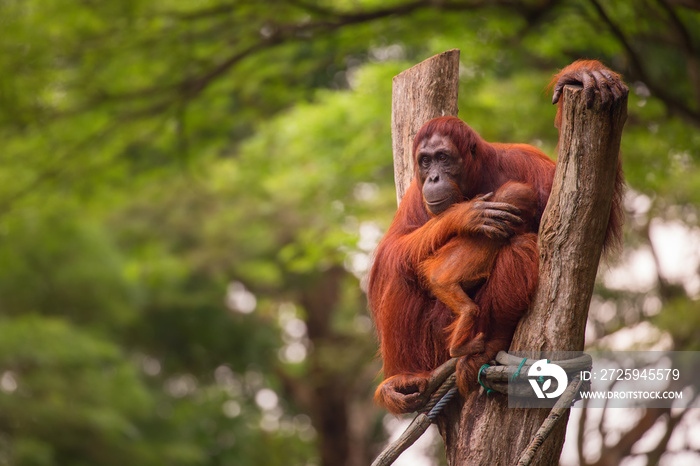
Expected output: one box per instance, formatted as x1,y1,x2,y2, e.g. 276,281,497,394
390,53,627,465
391,49,460,204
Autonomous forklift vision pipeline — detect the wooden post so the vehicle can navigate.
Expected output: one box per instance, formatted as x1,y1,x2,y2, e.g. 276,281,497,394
391,49,460,204
388,52,627,465
439,85,627,465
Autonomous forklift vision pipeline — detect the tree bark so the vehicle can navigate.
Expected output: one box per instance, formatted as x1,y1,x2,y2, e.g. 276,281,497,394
389,53,627,465
391,49,460,204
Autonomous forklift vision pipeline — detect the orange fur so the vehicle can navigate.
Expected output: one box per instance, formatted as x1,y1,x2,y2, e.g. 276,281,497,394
418,182,539,389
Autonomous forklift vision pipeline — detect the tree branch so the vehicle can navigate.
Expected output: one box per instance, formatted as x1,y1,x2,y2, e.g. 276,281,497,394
591,409,670,466
84,0,548,114
656,0,700,104
588,0,700,126
577,398,588,465
667,0,700,10
644,410,687,465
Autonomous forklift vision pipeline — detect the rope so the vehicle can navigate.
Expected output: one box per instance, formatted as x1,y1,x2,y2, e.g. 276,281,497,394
427,386,459,421
516,375,583,466
421,373,457,414
512,357,527,381
477,364,494,395
371,366,458,466
371,352,592,466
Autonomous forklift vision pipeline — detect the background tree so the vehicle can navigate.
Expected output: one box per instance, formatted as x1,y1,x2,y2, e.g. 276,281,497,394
0,1,699,465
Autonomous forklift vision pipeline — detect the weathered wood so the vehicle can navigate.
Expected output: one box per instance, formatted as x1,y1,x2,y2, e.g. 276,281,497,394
391,49,460,204
439,84,627,465
514,83,627,353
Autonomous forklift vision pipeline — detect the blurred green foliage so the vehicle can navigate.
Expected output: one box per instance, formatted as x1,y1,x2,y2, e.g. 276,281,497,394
0,0,698,465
